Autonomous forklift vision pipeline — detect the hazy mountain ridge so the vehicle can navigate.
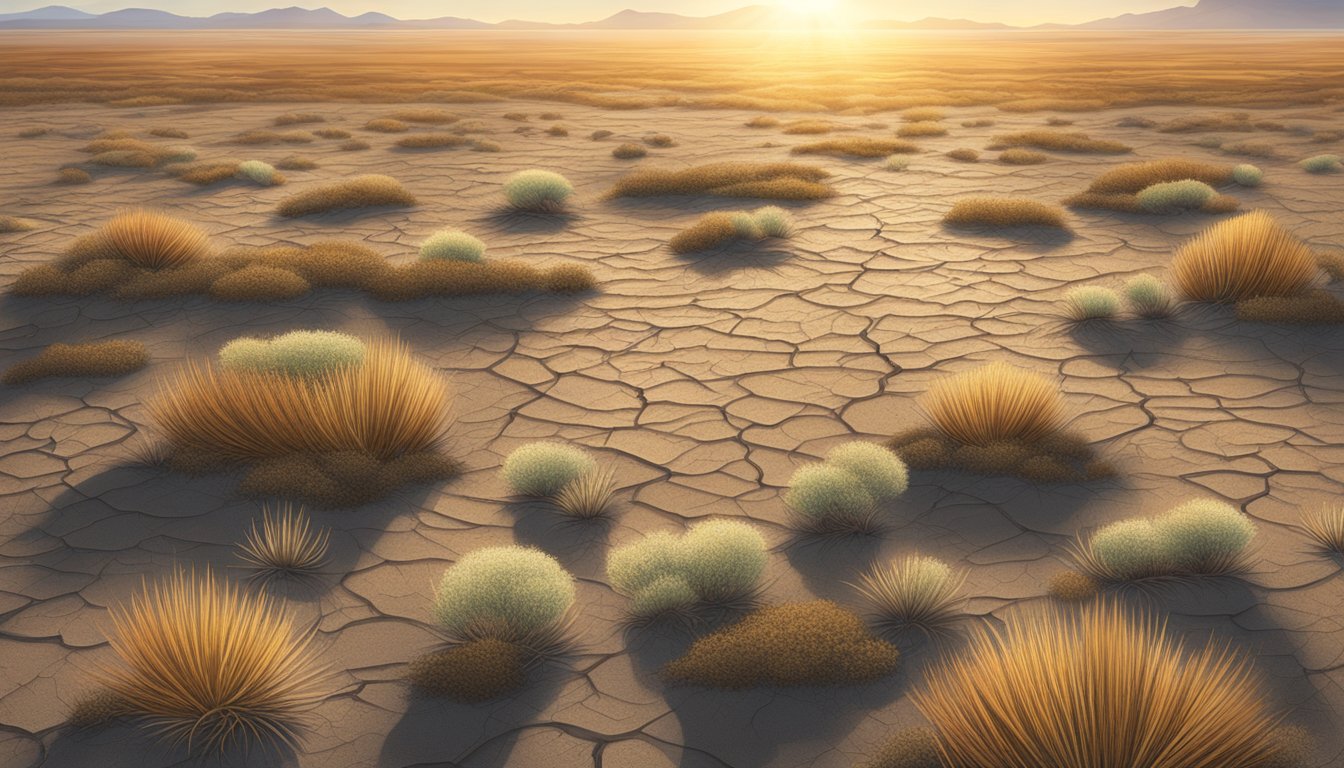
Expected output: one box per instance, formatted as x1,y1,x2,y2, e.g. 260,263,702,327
0,0,1339,30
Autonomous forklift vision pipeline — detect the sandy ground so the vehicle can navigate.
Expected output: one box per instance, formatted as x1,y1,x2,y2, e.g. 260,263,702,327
1,97,1343,768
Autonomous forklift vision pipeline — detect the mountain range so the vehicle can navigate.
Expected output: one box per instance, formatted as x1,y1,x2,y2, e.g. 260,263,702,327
0,0,1339,30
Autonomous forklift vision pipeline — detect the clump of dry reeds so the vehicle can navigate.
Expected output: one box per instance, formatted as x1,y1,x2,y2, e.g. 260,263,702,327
919,362,1065,447
70,209,211,269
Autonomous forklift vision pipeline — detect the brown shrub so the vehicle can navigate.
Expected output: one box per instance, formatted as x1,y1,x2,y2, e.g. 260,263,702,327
1158,112,1254,133
394,133,469,149
407,640,525,701
230,129,315,145
471,139,501,152
90,150,158,168
589,129,613,140
1236,291,1344,325
1048,570,1100,601
988,130,1132,154
856,728,941,768
338,139,371,151
792,138,917,159
745,116,780,128
239,450,459,508
1220,140,1280,159
3,340,149,385
545,124,569,137
888,428,1105,483
1171,211,1318,302
314,128,351,139
898,121,948,138
998,149,1048,165
210,265,310,301
387,108,457,124
69,209,211,270
782,120,836,135
608,162,833,200
274,112,325,126
612,143,647,159
174,162,241,186
645,134,676,147
902,107,946,122
946,148,979,162
17,127,49,138
670,213,738,254
275,155,318,171
504,112,529,122
661,601,899,689
961,118,996,128
363,118,408,133
944,197,1068,229
57,167,93,185
276,175,416,217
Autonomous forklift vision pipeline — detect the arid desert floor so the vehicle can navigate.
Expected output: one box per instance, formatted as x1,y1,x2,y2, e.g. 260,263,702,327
2,86,1344,768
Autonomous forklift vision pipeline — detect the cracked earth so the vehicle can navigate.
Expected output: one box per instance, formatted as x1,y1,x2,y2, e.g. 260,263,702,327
1,99,1342,768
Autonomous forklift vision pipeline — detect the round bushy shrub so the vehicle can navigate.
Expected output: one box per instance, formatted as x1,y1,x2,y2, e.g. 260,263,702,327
753,206,795,238
1300,154,1342,174
606,531,684,597
420,229,486,262
1232,164,1263,187
826,442,908,500
1063,286,1121,321
730,212,764,240
1154,499,1255,574
236,160,283,186
630,575,697,617
504,170,573,212
499,442,596,497
432,546,575,644
218,330,366,377
679,519,768,603
1136,180,1217,212
1124,274,1174,318
785,464,877,530
1088,518,1167,581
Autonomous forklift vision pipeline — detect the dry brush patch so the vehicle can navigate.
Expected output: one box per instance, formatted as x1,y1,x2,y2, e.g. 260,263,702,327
607,162,833,201
276,175,417,217
3,340,148,385
988,129,1132,154
791,137,917,159
407,639,526,701
394,133,470,149
1065,158,1235,213
944,198,1069,229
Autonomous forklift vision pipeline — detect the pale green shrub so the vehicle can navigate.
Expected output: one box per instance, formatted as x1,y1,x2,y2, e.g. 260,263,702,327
730,212,763,240
432,546,575,644
825,442,908,500
420,229,485,262
236,160,284,186
504,170,573,212
884,156,910,171
1136,179,1217,212
1300,154,1342,174
1124,274,1174,318
1063,287,1121,321
753,206,795,238
218,330,365,377
1154,499,1256,574
500,442,596,497
161,146,198,164
785,464,878,532
631,576,697,616
1087,519,1168,581
606,531,684,597
1232,164,1263,187
606,520,767,616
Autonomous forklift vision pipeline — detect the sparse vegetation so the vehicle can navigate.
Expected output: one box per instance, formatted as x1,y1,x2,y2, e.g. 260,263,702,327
898,122,947,138
407,639,525,701
274,113,324,126
148,127,188,139
1237,291,1344,325
792,138,917,159
1047,570,1099,601
1074,498,1256,581
645,134,675,147
1066,158,1235,213
364,118,408,133
275,155,318,171
913,601,1289,768
2,340,148,385
608,162,833,200
1170,211,1318,302
230,129,314,145
669,207,796,254
998,148,1047,165
1062,286,1120,320
783,120,837,135
553,466,617,519
545,124,569,137
946,148,979,162
855,728,941,768
237,503,330,580
607,519,767,618
988,130,1132,154
1233,163,1264,186
218,330,365,378
419,229,485,262
745,116,780,128
395,133,469,149
902,107,945,122
503,170,573,212
276,175,416,217
1124,274,1175,318
57,167,92,185
851,555,964,633
388,108,457,124
1300,154,1343,173
339,139,370,151
0,215,38,233
236,160,285,187
173,161,241,186
315,128,351,139
432,546,575,650
661,601,899,689
1136,179,1219,213
944,198,1069,229
500,442,596,497
612,143,647,159
1301,505,1344,554
785,442,908,534
89,568,329,751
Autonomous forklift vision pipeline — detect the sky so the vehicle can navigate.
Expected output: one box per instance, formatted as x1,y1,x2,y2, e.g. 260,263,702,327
0,0,1198,25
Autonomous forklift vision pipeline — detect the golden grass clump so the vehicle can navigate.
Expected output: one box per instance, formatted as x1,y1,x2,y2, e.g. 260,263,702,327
394,133,469,149
91,568,329,752
998,148,1048,165
661,601,899,689
920,362,1065,447
148,127,188,139
339,139,371,151
902,107,946,122
1171,211,1318,303
172,162,241,186
988,130,1132,154
387,108,457,124
944,197,1069,229
946,148,979,162
782,120,837,135
792,137,918,159
364,118,408,133
608,162,833,200
745,116,780,128
851,555,965,634
229,130,315,145
75,209,211,270
276,175,417,217
1302,505,1344,554
913,601,1287,768
1066,158,1234,213
314,128,351,139
3,340,149,385
275,155,318,171
57,167,93,185
238,504,330,580
274,112,324,126
612,143,647,159
150,338,450,462
898,121,947,138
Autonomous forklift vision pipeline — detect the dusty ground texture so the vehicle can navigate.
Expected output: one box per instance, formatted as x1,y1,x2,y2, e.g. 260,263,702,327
1,96,1343,768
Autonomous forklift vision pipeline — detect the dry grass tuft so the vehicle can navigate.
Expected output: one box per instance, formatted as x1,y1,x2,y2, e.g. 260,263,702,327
387,108,457,124
58,167,93,185
782,120,838,135
1048,569,1100,601
408,640,526,701
1066,158,1234,213
173,162,242,186
608,162,833,200
73,209,211,270
898,121,948,138
276,175,416,217
851,555,965,634
553,467,617,519
1171,211,1318,302
612,143,647,159
314,128,350,139
274,113,325,126
946,148,979,162
944,197,1068,229
662,601,899,689
792,138,917,159
919,362,1065,447
150,337,451,462
237,503,331,580
3,340,148,385
745,116,780,128
230,130,315,145
394,133,469,149
545,124,569,137
998,148,1048,165
338,139,371,151
363,118,408,133
91,567,329,752
913,600,1287,768
1302,505,1344,554
275,155,318,171
988,130,1132,154
238,450,459,509
148,127,188,139
902,107,946,122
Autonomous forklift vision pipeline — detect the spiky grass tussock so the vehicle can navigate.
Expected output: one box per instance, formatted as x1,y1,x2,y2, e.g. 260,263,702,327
919,362,1065,448
73,209,211,270
553,466,617,519
912,600,1287,768
149,337,451,462
237,504,331,581
1301,505,1344,554
1170,211,1318,303
851,555,965,634
91,568,330,752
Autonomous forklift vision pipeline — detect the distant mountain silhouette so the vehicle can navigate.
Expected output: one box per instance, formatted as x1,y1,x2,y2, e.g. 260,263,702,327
0,2,1338,30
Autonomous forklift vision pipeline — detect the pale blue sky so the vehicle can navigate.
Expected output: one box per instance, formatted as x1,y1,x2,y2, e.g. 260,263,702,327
1,1,1196,25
